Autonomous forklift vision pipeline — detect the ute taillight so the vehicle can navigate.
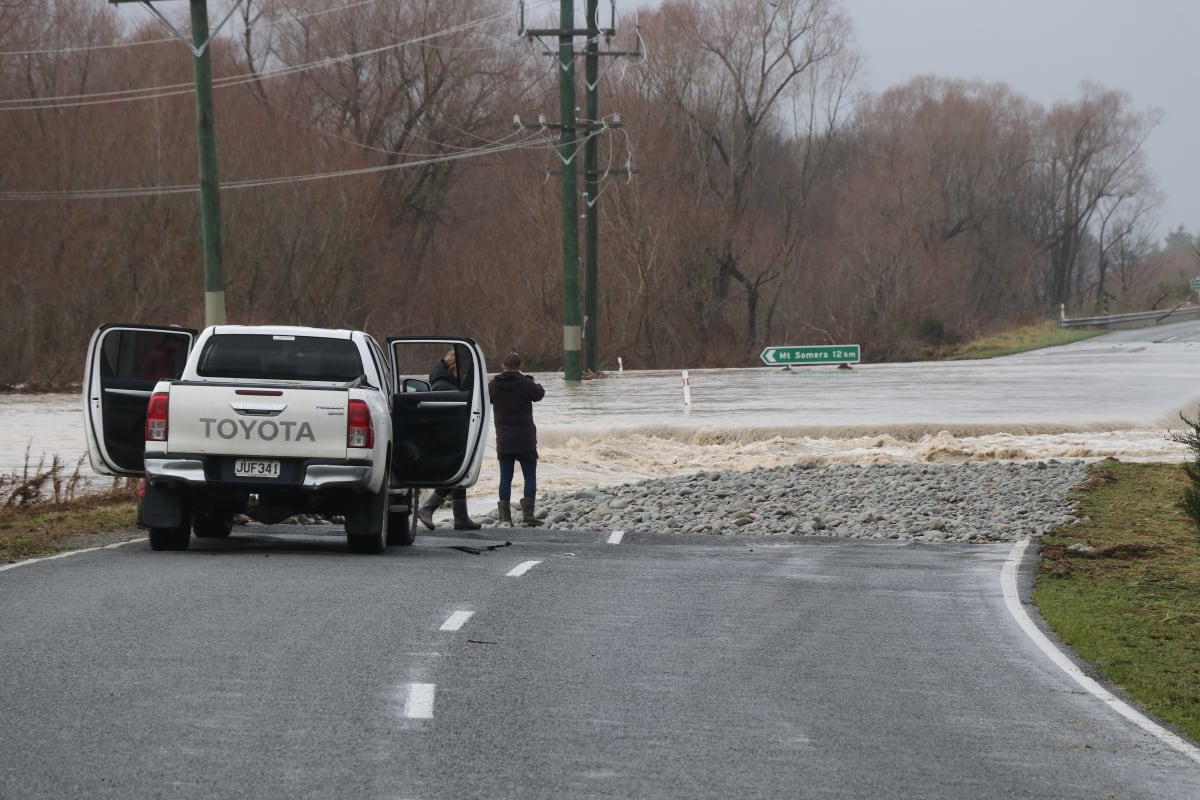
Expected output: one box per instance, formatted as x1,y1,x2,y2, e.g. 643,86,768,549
347,399,373,449
145,392,170,441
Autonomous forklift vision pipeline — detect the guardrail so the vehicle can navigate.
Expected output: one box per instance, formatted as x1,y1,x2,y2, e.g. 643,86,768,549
1057,305,1200,329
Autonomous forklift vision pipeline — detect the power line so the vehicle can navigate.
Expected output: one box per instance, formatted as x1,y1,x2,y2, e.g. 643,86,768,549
0,34,175,57
0,0,596,202
0,9,508,110
0,130,564,201
0,124,623,201
0,0,553,111
0,0,433,58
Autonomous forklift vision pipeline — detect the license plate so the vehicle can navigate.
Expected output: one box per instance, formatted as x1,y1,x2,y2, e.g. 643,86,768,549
234,459,281,478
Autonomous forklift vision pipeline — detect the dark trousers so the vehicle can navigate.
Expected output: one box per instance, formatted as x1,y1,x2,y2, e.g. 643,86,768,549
498,452,537,502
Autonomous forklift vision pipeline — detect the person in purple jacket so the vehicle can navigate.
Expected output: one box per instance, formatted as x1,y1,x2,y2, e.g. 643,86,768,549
488,352,545,526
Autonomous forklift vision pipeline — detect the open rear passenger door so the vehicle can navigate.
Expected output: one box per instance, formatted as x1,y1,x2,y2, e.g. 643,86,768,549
387,337,490,489
83,324,197,478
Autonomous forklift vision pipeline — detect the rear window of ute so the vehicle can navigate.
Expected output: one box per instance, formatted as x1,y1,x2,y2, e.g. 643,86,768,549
197,334,364,382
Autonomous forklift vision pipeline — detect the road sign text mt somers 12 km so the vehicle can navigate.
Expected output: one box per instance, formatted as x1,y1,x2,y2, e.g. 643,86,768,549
760,345,861,366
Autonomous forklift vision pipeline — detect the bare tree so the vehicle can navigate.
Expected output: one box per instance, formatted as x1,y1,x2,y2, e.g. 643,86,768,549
261,1,530,227
1087,190,1161,310
0,0,1188,384
828,78,1045,350
1033,82,1161,309
630,0,854,360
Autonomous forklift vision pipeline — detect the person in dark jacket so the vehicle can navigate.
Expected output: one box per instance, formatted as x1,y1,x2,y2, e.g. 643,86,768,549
488,352,545,526
415,350,481,531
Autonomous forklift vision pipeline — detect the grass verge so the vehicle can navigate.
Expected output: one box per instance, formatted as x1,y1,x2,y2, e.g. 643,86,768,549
944,320,1107,359
0,494,138,562
1,454,139,563
1034,460,1200,743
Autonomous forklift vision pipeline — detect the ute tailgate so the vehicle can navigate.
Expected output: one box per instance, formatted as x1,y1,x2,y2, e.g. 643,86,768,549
165,384,352,459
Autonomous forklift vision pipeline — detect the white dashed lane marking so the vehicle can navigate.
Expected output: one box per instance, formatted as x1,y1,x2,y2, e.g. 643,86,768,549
606,530,625,544
404,683,436,719
506,560,542,577
440,611,474,631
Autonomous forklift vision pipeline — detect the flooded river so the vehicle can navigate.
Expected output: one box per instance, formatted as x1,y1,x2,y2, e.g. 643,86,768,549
5,323,1200,499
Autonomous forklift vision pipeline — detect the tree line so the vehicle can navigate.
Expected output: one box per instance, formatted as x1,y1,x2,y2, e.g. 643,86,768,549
1,0,1194,387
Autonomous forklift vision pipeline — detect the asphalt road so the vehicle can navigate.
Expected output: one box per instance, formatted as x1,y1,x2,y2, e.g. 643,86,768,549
3,525,1200,799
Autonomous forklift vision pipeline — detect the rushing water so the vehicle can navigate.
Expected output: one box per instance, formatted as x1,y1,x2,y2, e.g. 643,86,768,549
6,325,1200,499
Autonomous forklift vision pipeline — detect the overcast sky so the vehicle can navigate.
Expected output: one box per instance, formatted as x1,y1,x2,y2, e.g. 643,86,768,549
838,0,1199,241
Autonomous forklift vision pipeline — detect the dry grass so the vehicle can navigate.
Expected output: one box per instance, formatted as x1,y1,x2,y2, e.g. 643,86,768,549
0,449,93,508
944,320,1107,359
0,454,139,562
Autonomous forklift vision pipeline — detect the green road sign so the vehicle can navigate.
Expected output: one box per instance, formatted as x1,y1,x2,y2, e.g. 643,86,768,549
760,345,861,366
1191,277,1200,291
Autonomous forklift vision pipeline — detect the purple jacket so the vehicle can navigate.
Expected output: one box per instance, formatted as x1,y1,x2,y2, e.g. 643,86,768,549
488,370,545,455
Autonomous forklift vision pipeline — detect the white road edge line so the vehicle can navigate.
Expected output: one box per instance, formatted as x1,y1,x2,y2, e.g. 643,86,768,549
404,683,436,719
1004,538,1200,764
506,560,542,577
440,610,474,631
0,538,146,573
606,530,625,544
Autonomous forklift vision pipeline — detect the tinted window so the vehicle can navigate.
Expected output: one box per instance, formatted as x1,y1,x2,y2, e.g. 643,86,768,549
100,329,190,381
197,334,363,382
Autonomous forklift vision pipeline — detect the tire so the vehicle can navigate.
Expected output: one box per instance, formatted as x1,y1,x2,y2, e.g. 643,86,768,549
148,524,191,551
387,488,419,547
192,509,234,538
346,477,389,555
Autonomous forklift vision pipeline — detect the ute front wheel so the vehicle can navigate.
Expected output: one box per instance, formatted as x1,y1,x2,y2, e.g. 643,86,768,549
387,488,419,547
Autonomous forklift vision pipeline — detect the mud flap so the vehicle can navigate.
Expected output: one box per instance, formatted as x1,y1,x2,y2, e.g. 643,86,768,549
138,483,185,529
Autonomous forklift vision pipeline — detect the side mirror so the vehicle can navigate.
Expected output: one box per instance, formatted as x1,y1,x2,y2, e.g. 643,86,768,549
402,377,431,393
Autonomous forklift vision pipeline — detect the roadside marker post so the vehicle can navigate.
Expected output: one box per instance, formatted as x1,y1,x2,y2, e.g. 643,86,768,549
681,370,691,406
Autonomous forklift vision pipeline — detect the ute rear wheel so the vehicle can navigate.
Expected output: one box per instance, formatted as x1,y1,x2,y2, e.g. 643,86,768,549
148,523,191,551
192,509,234,538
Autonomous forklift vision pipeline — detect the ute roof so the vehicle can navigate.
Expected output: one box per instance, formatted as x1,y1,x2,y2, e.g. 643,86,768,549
206,324,357,339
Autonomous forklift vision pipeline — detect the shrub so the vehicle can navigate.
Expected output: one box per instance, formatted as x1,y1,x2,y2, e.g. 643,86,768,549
1169,411,1200,532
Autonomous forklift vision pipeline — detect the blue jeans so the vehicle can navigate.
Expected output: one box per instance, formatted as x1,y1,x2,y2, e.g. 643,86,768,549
498,452,537,502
